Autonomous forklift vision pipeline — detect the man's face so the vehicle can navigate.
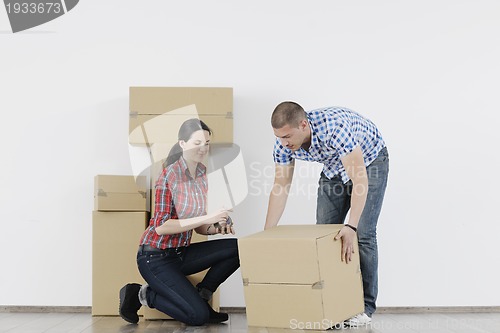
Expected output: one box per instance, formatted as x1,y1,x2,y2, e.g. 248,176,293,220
273,120,308,152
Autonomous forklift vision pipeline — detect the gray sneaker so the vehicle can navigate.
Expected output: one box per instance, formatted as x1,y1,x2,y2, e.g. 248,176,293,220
344,313,372,327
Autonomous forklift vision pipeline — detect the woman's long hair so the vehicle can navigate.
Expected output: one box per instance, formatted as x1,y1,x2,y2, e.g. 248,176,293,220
164,118,212,168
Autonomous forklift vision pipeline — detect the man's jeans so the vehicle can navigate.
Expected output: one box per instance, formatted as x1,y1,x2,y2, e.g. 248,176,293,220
316,147,389,317
137,239,240,325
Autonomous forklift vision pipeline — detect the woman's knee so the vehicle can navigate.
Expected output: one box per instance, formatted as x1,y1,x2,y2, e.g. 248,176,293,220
221,238,239,256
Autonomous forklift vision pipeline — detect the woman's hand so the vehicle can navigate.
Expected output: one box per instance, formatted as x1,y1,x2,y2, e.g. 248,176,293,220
211,210,229,225
200,208,235,235
214,218,236,235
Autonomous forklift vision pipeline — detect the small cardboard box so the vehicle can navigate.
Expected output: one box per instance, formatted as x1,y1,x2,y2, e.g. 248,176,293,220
94,175,148,212
92,211,149,316
129,87,233,145
238,225,364,329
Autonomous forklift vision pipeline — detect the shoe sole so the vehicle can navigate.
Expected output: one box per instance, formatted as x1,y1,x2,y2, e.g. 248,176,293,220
207,318,229,324
344,321,372,328
119,286,138,324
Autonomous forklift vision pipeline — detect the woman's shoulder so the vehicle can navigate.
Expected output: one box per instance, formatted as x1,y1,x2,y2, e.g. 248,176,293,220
155,163,178,186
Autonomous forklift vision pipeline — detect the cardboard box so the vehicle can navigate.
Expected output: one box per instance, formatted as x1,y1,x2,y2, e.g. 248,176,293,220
238,225,364,329
129,87,233,145
92,211,149,316
94,175,148,212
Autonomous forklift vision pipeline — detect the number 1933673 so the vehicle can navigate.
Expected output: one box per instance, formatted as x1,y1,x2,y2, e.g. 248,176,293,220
6,2,62,14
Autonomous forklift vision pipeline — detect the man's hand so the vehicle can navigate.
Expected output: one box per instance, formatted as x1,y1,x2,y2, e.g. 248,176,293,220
334,226,356,263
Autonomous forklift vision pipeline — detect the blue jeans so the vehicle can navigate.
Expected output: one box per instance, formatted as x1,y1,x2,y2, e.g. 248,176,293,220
137,239,240,325
316,147,389,317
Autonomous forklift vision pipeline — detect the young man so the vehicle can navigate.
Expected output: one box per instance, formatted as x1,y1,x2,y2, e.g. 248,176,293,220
265,101,389,327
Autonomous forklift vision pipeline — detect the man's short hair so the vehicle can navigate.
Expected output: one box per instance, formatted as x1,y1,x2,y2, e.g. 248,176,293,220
271,101,307,129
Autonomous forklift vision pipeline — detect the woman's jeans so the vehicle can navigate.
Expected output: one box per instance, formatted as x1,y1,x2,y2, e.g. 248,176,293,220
316,147,389,317
137,238,240,326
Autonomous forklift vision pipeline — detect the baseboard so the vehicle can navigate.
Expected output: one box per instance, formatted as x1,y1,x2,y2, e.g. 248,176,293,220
1,305,499,314
376,306,500,314
220,307,246,313
0,306,91,313
222,306,500,314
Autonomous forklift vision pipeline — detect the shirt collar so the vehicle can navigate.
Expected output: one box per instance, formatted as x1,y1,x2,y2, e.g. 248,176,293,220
177,156,206,179
293,114,320,156
307,113,321,145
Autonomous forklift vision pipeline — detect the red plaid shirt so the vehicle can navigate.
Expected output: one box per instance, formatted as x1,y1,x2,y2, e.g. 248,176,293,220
140,157,208,249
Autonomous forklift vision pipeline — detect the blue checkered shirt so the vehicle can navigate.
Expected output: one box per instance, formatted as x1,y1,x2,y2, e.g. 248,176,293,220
273,107,386,183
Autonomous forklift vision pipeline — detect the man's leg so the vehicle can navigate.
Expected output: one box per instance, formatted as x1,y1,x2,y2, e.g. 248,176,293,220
316,173,351,225
316,148,389,320
357,147,389,317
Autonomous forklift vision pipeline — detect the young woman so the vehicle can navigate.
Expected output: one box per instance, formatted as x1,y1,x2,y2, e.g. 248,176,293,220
119,118,240,326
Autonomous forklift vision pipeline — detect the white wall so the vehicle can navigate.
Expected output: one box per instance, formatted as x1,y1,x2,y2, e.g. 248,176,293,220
1,0,499,308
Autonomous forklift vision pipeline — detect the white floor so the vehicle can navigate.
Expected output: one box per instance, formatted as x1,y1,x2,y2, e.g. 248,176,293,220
0,312,499,333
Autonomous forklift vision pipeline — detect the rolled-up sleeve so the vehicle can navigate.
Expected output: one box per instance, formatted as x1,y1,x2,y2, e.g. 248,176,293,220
152,175,173,226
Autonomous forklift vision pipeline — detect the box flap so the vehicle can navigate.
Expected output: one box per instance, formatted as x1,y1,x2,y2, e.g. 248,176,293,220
94,175,147,195
129,87,232,116
244,284,325,328
129,111,233,145
238,225,344,285
244,224,342,240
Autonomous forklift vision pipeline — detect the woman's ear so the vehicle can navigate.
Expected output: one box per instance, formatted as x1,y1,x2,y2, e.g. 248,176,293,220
179,140,186,150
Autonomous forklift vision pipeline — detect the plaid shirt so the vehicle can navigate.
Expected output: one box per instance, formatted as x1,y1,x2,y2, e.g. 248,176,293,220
140,157,208,249
273,107,386,184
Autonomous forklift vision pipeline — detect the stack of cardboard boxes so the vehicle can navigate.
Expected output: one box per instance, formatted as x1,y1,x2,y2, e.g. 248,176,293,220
92,175,149,316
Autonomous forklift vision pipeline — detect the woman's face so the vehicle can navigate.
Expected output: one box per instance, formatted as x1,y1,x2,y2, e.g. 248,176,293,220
180,129,210,164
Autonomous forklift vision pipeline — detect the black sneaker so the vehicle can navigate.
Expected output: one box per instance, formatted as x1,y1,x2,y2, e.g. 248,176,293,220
119,283,142,324
205,301,229,324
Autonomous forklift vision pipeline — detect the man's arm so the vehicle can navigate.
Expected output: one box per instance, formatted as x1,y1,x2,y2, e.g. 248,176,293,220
264,161,295,229
334,146,368,262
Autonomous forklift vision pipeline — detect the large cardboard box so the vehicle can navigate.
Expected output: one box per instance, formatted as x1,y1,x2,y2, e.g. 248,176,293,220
129,87,233,145
238,225,364,329
92,211,148,316
94,175,148,212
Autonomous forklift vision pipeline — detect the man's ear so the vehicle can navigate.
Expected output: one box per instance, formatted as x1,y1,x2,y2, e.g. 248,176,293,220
300,119,308,130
